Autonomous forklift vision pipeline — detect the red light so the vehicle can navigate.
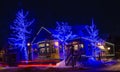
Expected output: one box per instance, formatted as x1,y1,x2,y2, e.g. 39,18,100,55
18,64,56,67
19,60,60,67
20,60,60,63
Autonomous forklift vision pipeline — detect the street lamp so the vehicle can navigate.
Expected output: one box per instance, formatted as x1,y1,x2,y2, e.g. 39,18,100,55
27,42,32,60
27,43,31,46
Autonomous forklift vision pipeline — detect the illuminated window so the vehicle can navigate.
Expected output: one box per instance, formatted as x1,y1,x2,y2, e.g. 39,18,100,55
46,43,49,46
54,41,59,47
107,47,110,50
27,43,31,46
47,48,49,52
74,45,78,50
80,44,84,48
72,41,78,44
53,48,56,53
39,43,45,47
40,48,45,53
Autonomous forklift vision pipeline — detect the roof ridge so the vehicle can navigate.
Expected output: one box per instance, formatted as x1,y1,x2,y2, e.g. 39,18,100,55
31,27,52,44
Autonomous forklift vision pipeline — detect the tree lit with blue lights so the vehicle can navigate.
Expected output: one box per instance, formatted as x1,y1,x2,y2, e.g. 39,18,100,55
84,19,103,57
53,22,72,59
8,9,35,61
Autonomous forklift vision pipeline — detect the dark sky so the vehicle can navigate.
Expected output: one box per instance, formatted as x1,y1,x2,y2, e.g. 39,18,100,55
0,0,120,48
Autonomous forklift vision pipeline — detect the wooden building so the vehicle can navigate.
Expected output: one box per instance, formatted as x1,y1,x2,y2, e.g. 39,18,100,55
30,27,115,64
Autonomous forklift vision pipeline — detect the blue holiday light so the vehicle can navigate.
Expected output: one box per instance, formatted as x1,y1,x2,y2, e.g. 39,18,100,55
8,9,35,61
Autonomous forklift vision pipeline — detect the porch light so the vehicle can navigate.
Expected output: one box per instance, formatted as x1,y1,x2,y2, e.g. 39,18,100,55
107,47,110,50
98,45,104,50
46,43,49,46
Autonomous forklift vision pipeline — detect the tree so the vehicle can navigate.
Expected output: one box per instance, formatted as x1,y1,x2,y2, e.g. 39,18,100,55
84,19,101,56
85,19,99,42
53,22,72,59
8,9,34,61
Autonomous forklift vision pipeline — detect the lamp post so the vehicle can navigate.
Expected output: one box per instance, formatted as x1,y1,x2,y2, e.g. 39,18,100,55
27,43,32,60
27,43,31,46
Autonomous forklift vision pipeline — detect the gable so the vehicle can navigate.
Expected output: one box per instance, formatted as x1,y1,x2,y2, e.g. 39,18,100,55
32,27,53,43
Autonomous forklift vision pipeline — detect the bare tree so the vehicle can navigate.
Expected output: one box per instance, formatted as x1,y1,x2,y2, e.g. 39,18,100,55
53,22,72,59
9,9,35,61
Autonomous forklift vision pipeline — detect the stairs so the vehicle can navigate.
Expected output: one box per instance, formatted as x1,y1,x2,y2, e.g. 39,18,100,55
65,54,72,66
65,53,78,67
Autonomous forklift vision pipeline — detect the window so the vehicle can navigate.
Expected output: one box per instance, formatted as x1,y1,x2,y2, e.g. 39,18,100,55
74,45,78,50
40,48,45,53
46,43,49,46
54,41,59,47
39,43,45,47
52,48,56,53
72,41,78,44
47,48,49,53
80,44,84,48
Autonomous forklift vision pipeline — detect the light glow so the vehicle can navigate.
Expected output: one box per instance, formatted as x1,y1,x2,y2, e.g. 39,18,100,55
107,47,110,50
97,43,101,46
74,45,78,50
27,43,31,46
18,64,56,67
80,44,84,48
54,41,59,47
98,45,104,50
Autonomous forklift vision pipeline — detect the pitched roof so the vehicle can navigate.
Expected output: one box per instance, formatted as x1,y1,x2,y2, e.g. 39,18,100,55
31,25,87,44
31,27,53,43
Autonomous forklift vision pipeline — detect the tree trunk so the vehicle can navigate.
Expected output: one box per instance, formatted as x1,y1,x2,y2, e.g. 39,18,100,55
24,47,28,61
62,43,66,60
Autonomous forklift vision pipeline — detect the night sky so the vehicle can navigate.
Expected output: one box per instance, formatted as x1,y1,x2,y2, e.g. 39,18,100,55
0,0,120,48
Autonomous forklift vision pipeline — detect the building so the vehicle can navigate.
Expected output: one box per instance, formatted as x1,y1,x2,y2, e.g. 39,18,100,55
29,26,115,65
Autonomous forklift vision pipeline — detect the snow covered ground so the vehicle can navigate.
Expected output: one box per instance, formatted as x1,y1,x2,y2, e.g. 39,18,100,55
0,62,120,72
0,59,119,72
